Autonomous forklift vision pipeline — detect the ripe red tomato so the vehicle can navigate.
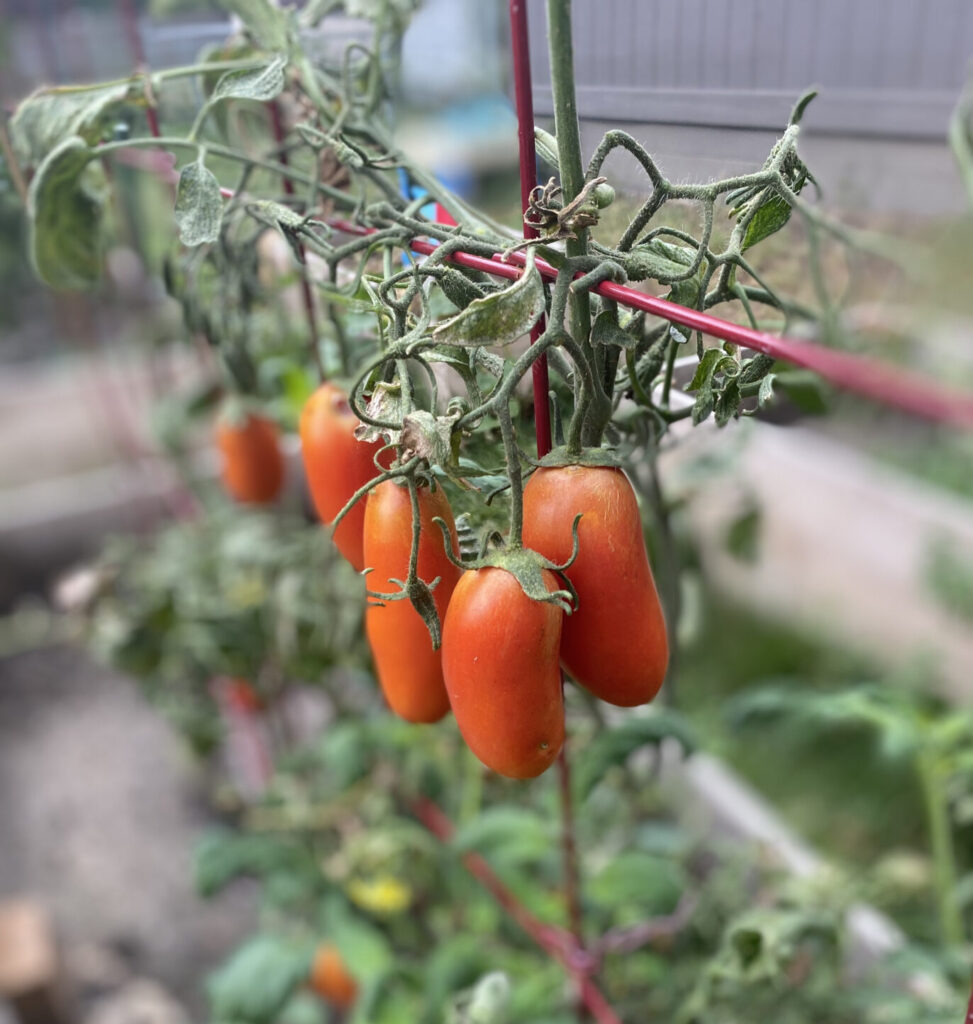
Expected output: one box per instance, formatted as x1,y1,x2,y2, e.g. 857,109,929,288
442,566,564,778
363,479,460,723
222,678,263,714
522,464,668,707
299,383,385,572
215,412,285,505
309,943,357,1009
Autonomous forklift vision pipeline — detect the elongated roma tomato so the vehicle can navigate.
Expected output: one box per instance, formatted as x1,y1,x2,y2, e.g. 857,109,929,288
215,412,284,505
363,480,460,723
309,943,357,1010
299,383,384,572
442,567,564,778
523,465,668,707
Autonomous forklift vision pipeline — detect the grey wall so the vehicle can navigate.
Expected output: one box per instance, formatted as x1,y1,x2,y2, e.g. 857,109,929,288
528,0,973,140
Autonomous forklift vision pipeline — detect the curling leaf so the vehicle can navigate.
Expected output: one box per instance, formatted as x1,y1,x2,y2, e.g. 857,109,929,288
27,136,105,289
433,251,544,348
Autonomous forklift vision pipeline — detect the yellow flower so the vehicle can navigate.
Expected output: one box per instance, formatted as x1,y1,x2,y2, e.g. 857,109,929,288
346,874,412,916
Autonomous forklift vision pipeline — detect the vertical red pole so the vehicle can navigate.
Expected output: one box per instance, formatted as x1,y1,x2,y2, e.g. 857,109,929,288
116,0,161,138
509,9,595,1023
509,0,553,458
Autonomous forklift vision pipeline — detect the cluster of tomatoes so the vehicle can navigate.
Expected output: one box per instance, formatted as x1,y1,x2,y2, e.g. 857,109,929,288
215,386,669,781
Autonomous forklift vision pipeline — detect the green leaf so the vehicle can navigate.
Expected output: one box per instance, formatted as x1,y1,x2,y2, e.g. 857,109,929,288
217,0,290,50
789,88,819,127
742,193,792,252
452,807,554,869
175,159,223,246
211,55,287,103
439,267,487,310
775,368,830,414
714,377,742,427
277,991,326,1024
574,711,696,799
624,239,695,283
27,136,105,289
423,936,491,1010
757,372,776,407
589,850,685,915
9,83,137,168
534,126,560,171
320,895,394,983
727,683,921,761
687,348,727,391
591,309,636,348
433,251,545,348
924,534,973,624
207,934,313,1023
724,503,761,563
194,828,316,897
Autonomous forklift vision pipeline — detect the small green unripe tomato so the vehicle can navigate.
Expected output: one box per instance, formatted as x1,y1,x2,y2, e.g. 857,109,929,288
592,182,616,209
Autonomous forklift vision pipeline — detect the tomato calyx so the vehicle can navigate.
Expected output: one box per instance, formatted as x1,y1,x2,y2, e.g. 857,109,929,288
430,515,582,614
361,472,456,651
364,568,446,649
534,445,622,470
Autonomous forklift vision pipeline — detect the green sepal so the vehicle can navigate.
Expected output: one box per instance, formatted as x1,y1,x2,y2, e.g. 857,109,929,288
534,445,622,469
365,572,444,650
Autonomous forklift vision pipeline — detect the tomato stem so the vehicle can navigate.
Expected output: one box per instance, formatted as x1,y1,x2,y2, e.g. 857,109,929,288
918,750,964,947
268,100,327,383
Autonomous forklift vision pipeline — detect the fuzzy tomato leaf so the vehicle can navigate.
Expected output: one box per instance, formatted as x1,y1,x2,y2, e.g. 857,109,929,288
742,193,792,252
27,135,106,289
757,372,777,407
591,309,637,348
175,159,223,246
687,348,727,391
10,83,138,168
211,55,287,103
432,251,544,348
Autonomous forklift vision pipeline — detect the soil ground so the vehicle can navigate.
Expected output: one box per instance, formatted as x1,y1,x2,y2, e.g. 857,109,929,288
0,646,255,1017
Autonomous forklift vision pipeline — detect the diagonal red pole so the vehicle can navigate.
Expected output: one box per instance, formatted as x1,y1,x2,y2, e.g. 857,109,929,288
104,157,973,430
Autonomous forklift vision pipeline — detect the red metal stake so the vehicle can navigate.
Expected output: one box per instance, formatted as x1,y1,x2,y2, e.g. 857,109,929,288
509,0,553,457
116,0,161,138
508,5,606,1022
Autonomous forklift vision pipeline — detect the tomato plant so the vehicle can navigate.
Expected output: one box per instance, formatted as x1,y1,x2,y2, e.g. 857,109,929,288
11,0,971,1020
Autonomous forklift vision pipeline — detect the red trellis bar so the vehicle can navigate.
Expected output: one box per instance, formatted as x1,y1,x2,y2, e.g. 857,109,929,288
112,145,973,430
332,219,973,431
